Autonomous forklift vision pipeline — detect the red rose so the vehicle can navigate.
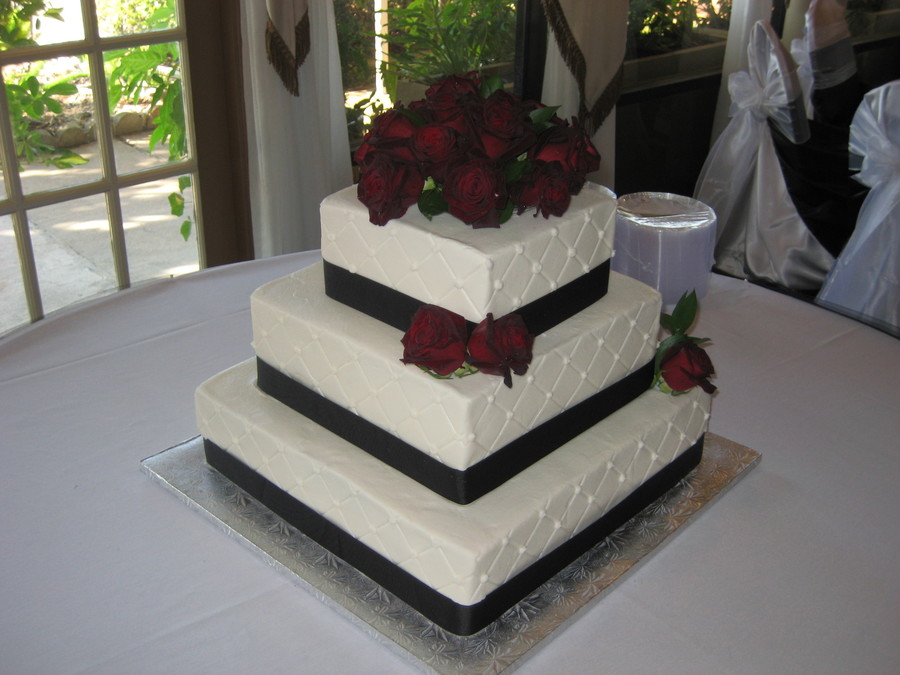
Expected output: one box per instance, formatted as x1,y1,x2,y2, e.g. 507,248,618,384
412,124,467,181
354,108,418,165
478,90,535,161
514,161,572,218
467,313,534,388
442,158,507,227
660,341,717,394
401,305,468,376
357,153,425,226
529,123,600,191
424,73,482,109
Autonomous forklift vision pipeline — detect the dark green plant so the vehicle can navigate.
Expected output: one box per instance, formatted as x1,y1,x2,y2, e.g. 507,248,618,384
335,0,375,90
378,0,516,100
346,91,385,145
628,0,731,57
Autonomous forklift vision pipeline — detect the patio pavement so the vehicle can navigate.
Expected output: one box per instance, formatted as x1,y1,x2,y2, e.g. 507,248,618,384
0,133,198,336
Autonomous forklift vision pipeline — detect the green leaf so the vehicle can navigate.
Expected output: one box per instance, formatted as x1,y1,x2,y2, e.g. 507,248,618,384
497,198,515,225
480,75,503,98
654,333,686,376
418,186,447,219
178,175,192,192
504,157,531,185
44,82,77,96
168,192,185,217
667,290,698,334
180,219,192,241
529,105,560,129
397,106,426,127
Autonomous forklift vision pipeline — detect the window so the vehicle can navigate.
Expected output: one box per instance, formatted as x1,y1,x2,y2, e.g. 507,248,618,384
0,0,252,336
336,0,518,150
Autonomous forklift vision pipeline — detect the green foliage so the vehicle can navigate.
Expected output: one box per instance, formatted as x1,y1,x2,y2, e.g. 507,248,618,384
5,72,88,168
96,0,173,36
627,0,731,56
0,2,82,166
334,0,375,90
103,0,192,238
378,0,516,98
0,0,63,50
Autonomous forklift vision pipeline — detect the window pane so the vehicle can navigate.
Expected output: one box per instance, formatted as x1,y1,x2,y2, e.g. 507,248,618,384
5,57,99,195
121,175,198,284
0,215,29,335
29,194,117,316
336,0,517,140
624,1,730,90
30,0,85,46
105,42,191,175
97,0,179,38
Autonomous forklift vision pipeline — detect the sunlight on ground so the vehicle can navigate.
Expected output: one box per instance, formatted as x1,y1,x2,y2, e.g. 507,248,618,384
163,263,200,277
54,219,108,232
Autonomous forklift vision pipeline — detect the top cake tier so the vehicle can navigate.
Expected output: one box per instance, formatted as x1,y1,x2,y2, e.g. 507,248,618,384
320,182,616,330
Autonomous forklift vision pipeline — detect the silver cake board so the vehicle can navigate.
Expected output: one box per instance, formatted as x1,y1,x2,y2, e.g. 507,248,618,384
141,434,759,674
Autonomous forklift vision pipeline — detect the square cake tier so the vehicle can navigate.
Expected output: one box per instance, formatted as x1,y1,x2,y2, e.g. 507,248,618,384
197,359,710,634
320,182,616,331
252,263,661,502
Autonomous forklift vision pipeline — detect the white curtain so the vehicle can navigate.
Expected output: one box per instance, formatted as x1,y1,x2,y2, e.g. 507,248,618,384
241,0,353,258
540,0,628,191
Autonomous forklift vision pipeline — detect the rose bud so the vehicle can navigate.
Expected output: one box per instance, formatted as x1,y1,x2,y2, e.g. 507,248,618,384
442,157,508,227
401,305,468,376
357,153,425,225
660,341,717,394
467,313,534,388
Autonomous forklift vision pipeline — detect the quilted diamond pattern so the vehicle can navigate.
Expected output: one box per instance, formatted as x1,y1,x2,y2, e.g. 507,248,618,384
320,184,616,323
252,263,661,471
195,360,711,606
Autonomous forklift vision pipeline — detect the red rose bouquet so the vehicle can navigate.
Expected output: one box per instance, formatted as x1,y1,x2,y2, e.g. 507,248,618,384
401,305,534,388
653,291,717,395
355,73,600,228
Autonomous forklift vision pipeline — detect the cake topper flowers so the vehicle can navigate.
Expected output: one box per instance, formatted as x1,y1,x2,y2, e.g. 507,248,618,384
653,291,717,395
355,73,600,228
401,304,534,388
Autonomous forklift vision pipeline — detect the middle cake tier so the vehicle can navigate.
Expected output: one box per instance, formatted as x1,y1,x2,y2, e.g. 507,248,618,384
252,263,661,504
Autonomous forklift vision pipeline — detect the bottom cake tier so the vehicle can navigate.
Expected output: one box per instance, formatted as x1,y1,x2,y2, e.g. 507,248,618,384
196,360,711,635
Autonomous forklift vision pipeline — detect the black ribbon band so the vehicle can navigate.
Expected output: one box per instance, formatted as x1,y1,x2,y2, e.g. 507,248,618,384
323,258,610,335
257,357,655,505
204,435,703,635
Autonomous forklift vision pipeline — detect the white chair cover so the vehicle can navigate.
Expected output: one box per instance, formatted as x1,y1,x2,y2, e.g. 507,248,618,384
695,21,834,291
816,80,900,337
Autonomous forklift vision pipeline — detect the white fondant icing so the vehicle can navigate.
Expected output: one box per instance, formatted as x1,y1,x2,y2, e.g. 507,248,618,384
320,183,616,323
196,360,711,606
252,263,662,471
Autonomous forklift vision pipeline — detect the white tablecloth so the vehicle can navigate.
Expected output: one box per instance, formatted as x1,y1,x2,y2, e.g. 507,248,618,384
2,251,898,674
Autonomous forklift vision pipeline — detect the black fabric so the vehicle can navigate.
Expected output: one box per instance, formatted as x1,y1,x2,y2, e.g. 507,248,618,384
769,76,869,259
257,357,655,504
323,258,610,336
204,435,703,635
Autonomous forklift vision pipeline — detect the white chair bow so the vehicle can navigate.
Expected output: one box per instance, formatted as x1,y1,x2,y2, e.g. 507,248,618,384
816,80,900,337
695,21,834,291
